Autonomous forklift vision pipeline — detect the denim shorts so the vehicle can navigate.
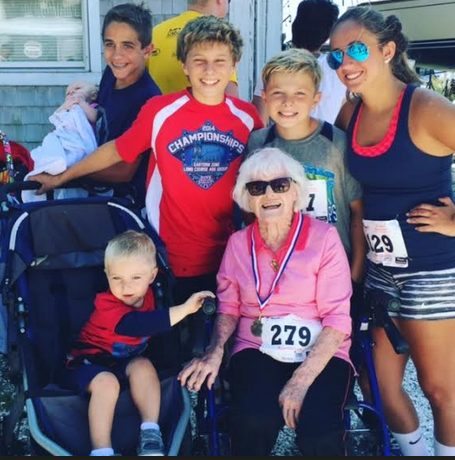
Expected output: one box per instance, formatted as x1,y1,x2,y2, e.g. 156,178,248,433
62,357,134,393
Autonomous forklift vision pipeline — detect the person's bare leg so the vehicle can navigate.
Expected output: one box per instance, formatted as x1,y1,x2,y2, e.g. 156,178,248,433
87,372,120,449
401,318,455,446
371,327,419,432
127,357,160,423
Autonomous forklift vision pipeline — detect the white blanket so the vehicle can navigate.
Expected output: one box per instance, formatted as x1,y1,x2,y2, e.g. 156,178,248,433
23,104,98,202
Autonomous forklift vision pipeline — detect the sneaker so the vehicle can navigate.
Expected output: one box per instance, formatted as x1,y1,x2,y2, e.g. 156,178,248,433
137,428,165,456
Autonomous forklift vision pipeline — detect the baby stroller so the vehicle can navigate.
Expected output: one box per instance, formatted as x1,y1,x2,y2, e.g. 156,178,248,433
0,132,33,355
0,181,191,456
0,131,33,186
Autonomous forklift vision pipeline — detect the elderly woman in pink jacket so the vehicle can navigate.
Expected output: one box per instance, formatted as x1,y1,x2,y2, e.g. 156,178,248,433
179,147,354,457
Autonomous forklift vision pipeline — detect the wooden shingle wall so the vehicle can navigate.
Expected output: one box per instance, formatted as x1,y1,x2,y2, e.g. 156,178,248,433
1,0,280,150
0,0,187,151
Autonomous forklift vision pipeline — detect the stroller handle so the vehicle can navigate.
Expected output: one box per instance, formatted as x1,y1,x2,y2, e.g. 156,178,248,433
0,180,42,206
0,179,138,205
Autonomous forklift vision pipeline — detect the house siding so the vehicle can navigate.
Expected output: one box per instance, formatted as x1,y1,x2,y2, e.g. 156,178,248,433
1,0,280,151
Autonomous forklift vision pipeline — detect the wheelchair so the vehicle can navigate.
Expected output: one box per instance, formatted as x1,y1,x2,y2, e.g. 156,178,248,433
190,290,408,456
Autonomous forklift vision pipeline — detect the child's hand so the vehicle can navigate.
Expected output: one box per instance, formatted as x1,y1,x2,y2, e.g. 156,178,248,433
169,291,216,326
184,291,215,315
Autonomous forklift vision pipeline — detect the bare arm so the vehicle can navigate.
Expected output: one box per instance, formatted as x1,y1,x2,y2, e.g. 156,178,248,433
178,313,238,391
407,197,455,236
30,140,122,194
169,291,215,326
88,157,142,183
411,88,455,156
349,199,366,283
278,327,347,429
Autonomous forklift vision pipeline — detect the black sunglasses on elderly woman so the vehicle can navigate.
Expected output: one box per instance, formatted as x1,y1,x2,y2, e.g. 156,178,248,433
245,177,294,196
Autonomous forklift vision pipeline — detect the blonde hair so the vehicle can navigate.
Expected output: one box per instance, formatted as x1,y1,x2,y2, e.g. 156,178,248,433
66,80,98,102
233,147,308,213
104,230,156,268
84,82,98,102
176,15,243,63
262,48,322,91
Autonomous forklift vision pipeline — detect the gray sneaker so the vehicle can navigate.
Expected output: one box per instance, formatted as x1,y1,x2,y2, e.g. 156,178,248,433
137,428,165,456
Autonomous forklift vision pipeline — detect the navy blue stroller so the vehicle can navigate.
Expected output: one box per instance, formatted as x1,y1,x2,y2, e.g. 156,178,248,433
0,182,191,456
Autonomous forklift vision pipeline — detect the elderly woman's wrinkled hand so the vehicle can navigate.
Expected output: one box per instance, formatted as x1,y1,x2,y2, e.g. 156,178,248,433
177,350,223,392
278,376,309,430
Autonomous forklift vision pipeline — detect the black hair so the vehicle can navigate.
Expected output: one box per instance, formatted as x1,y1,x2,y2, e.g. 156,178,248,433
332,6,420,85
102,2,152,48
291,0,339,52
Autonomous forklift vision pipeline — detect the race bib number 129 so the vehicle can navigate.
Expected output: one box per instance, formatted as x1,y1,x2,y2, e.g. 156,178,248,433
363,219,408,268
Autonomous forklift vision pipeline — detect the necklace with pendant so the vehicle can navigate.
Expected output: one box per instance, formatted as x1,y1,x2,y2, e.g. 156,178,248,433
270,258,279,272
250,212,304,338
251,316,263,337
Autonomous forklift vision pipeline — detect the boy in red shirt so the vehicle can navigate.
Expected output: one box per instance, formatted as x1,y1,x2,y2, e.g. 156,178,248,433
32,16,262,359
65,230,213,456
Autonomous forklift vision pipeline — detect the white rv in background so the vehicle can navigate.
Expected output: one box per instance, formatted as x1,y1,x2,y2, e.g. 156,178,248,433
358,0,455,70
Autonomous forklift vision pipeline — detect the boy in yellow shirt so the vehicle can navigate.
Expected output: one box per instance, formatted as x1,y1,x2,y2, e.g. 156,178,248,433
147,0,238,96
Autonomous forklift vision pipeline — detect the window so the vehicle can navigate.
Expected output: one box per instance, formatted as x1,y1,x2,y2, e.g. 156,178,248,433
0,0,101,85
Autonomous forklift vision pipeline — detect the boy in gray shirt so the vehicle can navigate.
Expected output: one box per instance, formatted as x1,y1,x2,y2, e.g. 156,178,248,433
248,48,364,284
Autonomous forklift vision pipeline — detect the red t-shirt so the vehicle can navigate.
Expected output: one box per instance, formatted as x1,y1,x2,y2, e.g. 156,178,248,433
70,289,156,360
116,90,263,277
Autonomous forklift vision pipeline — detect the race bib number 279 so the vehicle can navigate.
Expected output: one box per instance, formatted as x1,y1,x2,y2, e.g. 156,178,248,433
259,315,323,363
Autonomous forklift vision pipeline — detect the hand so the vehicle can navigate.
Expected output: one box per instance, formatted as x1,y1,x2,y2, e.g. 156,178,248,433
183,290,215,315
407,197,455,237
177,349,223,391
278,376,309,430
28,172,64,195
62,95,82,110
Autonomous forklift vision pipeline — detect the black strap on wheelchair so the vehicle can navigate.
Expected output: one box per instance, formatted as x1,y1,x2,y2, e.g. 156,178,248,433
365,289,410,355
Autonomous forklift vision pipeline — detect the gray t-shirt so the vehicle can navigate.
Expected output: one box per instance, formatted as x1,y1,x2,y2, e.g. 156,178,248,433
247,122,362,255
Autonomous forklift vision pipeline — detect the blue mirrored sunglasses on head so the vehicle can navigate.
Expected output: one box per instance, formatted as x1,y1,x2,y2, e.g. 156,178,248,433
327,41,370,70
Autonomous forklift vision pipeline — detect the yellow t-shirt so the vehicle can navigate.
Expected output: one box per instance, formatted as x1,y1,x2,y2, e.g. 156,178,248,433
147,10,237,94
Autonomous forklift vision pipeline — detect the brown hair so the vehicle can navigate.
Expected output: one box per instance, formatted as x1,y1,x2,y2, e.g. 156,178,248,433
331,6,421,85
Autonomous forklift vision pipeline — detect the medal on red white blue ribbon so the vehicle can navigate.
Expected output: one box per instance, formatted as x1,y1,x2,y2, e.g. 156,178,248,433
250,212,303,337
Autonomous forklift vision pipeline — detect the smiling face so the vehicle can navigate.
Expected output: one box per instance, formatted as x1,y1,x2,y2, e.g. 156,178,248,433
105,254,157,308
247,173,298,225
329,20,393,95
103,21,151,89
182,42,236,105
263,71,321,138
